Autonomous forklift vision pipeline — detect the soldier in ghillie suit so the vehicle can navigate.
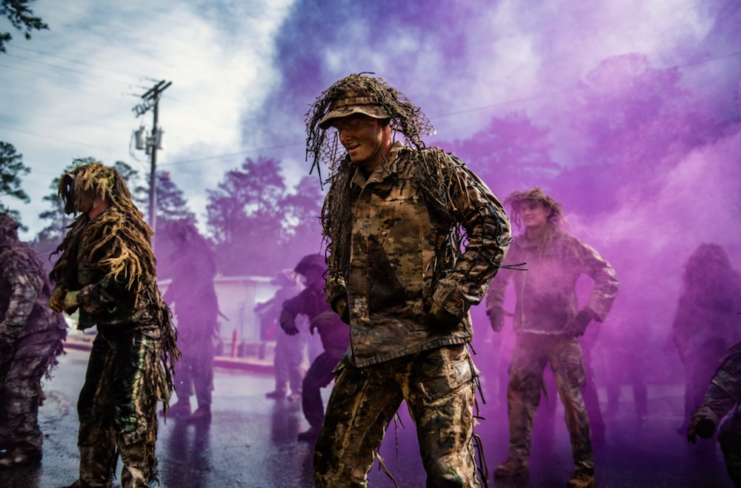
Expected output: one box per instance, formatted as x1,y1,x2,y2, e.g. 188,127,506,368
278,254,350,443
48,162,178,488
256,269,305,402
688,340,741,487
0,214,66,468
161,220,218,422
307,73,511,487
486,188,619,488
672,243,741,434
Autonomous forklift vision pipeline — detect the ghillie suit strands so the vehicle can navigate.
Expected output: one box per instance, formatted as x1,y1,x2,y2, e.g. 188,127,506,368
306,74,512,301
49,162,178,486
504,187,570,260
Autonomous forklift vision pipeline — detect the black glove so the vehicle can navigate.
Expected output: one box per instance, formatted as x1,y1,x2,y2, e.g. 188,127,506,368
488,311,504,332
279,310,299,336
332,296,350,325
426,301,462,329
687,415,716,444
565,309,594,337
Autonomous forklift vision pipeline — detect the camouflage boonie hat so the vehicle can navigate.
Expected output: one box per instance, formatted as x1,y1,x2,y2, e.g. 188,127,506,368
294,253,326,275
0,213,21,232
318,89,392,130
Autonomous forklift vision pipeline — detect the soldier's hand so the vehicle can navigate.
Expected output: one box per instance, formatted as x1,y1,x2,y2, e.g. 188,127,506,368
488,311,504,333
565,309,593,337
63,291,79,314
279,310,299,336
332,297,350,325
426,301,461,329
50,287,67,313
687,415,716,444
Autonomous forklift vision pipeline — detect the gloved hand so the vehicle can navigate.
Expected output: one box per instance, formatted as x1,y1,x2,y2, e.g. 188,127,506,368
63,291,79,314
50,287,68,313
687,415,716,444
565,309,594,337
488,311,504,332
426,301,462,329
332,296,350,325
279,310,299,336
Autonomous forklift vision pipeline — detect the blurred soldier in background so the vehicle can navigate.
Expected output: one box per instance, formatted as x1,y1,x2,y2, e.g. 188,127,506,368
0,214,66,468
49,163,178,488
161,220,219,422
256,269,305,402
688,339,741,487
307,74,511,487
278,254,349,442
672,243,741,434
487,188,619,488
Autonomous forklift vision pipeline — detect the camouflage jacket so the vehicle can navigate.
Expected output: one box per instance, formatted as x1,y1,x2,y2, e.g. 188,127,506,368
282,281,349,358
0,242,67,339
692,341,741,429
324,143,511,367
486,231,619,335
162,253,219,337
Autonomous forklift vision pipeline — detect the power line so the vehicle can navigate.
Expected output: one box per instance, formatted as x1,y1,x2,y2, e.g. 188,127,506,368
0,125,112,151
4,52,144,87
159,141,305,166
0,63,130,95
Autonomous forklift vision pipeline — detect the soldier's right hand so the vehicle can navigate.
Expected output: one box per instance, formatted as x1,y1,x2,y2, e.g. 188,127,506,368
49,287,67,313
279,310,299,336
332,297,350,325
687,416,716,444
488,311,504,333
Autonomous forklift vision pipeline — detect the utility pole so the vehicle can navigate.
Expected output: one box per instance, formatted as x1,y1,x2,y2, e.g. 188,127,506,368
132,80,172,251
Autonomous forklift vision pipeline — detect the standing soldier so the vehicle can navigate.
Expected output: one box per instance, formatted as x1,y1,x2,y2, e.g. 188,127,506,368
688,340,741,487
486,188,619,488
161,220,219,422
306,73,511,487
49,162,178,488
278,254,350,442
0,214,66,468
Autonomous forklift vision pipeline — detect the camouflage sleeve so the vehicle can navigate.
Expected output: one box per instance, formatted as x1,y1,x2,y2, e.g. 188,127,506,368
282,290,310,319
432,156,512,317
2,257,42,326
573,237,619,322
692,347,741,428
77,272,134,315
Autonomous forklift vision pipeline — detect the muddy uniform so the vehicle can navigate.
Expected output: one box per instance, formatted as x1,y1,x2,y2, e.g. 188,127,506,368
486,232,618,474
51,207,176,488
315,144,510,488
163,252,218,410
280,281,349,432
690,342,741,486
0,242,66,458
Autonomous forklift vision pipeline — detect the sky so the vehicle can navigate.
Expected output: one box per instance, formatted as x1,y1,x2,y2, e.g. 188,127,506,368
1,0,739,242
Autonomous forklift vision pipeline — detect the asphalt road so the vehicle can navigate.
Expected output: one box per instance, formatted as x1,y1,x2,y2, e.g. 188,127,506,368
0,349,732,488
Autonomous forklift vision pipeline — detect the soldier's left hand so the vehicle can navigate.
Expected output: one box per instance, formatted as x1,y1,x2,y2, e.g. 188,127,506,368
426,302,462,329
279,310,299,336
63,291,79,314
566,309,593,337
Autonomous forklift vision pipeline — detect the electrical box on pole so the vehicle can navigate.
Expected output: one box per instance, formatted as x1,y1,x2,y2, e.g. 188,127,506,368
131,80,172,252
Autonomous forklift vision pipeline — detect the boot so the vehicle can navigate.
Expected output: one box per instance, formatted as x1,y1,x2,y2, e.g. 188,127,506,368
0,448,42,468
297,427,321,443
493,457,528,477
187,405,212,423
265,390,286,400
164,400,192,418
567,468,596,488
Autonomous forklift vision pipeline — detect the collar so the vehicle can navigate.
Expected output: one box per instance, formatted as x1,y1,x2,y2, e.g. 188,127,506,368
350,142,404,190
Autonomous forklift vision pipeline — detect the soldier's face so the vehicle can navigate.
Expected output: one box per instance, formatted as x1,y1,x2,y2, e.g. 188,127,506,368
519,200,549,229
334,114,385,165
78,190,94,214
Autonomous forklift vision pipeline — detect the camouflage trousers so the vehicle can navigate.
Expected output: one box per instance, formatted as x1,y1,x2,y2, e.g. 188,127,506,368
174,341,214,408
75,326,162,488
506,333,593,472
0,328,62,454
719,411,741,487
314,344,481,488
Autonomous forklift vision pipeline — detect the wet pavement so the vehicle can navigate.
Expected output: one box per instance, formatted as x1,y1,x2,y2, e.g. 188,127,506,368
0,348,733,487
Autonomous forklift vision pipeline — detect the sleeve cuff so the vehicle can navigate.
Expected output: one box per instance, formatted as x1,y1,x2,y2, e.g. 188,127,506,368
433,280,468,317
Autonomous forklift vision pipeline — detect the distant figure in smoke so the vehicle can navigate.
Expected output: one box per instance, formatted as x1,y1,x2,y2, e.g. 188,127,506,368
256,269,304,402
161,220,219,423
279,254,349,443
49,163,178,488
307,74,511,487
672,243,741,435
688,339,741,486
0,214,66,468
487,188,619,488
